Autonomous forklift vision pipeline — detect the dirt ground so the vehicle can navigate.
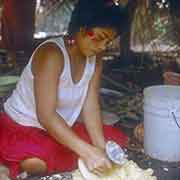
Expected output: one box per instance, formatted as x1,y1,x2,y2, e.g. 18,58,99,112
1,52,180,180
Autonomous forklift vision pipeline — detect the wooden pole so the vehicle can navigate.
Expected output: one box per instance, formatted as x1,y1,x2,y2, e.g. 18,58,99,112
1,0,36,65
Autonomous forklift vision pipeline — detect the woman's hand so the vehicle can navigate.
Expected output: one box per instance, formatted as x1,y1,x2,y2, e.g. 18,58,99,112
163,71,180,85
80,146,112,176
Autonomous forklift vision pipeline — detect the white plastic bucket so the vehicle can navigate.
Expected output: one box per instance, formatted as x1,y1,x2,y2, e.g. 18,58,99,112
144,85,180,162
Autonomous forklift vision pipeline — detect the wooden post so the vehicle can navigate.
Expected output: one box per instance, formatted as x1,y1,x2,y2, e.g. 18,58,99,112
1,0,36,65
120,0,137,58
169,0,180,45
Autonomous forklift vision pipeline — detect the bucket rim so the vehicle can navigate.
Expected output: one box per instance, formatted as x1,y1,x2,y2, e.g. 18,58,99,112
144,85,180,96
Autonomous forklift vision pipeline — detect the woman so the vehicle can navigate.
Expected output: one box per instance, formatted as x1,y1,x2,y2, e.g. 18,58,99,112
0,1,128,179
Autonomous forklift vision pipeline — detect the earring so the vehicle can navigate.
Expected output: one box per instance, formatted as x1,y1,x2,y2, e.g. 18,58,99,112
86,31,96,40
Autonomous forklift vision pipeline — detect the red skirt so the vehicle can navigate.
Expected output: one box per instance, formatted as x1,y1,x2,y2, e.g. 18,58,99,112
0,112,128,178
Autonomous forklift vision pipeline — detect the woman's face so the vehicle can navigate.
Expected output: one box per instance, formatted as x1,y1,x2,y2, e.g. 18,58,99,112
76,27,117,57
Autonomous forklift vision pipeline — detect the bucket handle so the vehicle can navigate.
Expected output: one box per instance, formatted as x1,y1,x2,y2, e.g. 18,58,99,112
168,102,180,129
172,112,180,129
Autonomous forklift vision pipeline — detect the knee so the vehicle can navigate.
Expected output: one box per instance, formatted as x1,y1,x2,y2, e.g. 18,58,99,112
20,157,47,175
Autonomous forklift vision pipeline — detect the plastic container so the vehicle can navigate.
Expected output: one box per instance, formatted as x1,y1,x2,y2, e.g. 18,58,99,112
144,85,180,162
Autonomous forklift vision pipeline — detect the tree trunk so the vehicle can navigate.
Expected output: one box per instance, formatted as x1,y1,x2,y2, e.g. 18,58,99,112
169,0,180,44
119,0,137,65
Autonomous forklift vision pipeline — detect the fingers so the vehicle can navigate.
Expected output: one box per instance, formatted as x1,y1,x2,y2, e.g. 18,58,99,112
88,158,112,176
93,169,104,176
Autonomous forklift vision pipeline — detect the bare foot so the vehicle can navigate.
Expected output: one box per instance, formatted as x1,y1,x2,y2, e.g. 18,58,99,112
0,165,10,180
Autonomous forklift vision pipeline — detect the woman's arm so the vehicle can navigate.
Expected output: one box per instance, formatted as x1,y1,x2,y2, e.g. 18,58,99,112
32,43,92,157
81,58,106,150
32,47,111,174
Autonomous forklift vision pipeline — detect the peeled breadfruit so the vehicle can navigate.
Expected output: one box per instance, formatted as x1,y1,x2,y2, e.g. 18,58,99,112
72,159,157,180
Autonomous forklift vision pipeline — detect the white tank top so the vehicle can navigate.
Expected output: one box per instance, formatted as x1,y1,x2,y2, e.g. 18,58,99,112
4,37,96,129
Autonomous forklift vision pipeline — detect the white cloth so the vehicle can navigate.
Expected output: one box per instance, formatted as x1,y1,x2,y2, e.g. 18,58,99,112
4,37,96,129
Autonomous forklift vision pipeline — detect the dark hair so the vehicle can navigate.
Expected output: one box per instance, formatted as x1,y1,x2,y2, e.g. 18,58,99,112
68,0,128,36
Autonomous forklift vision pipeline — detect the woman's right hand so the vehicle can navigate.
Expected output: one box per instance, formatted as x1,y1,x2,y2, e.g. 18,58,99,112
80,146,112,176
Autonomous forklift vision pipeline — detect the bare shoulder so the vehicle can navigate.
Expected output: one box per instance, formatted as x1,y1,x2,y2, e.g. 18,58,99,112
32,42,64,76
